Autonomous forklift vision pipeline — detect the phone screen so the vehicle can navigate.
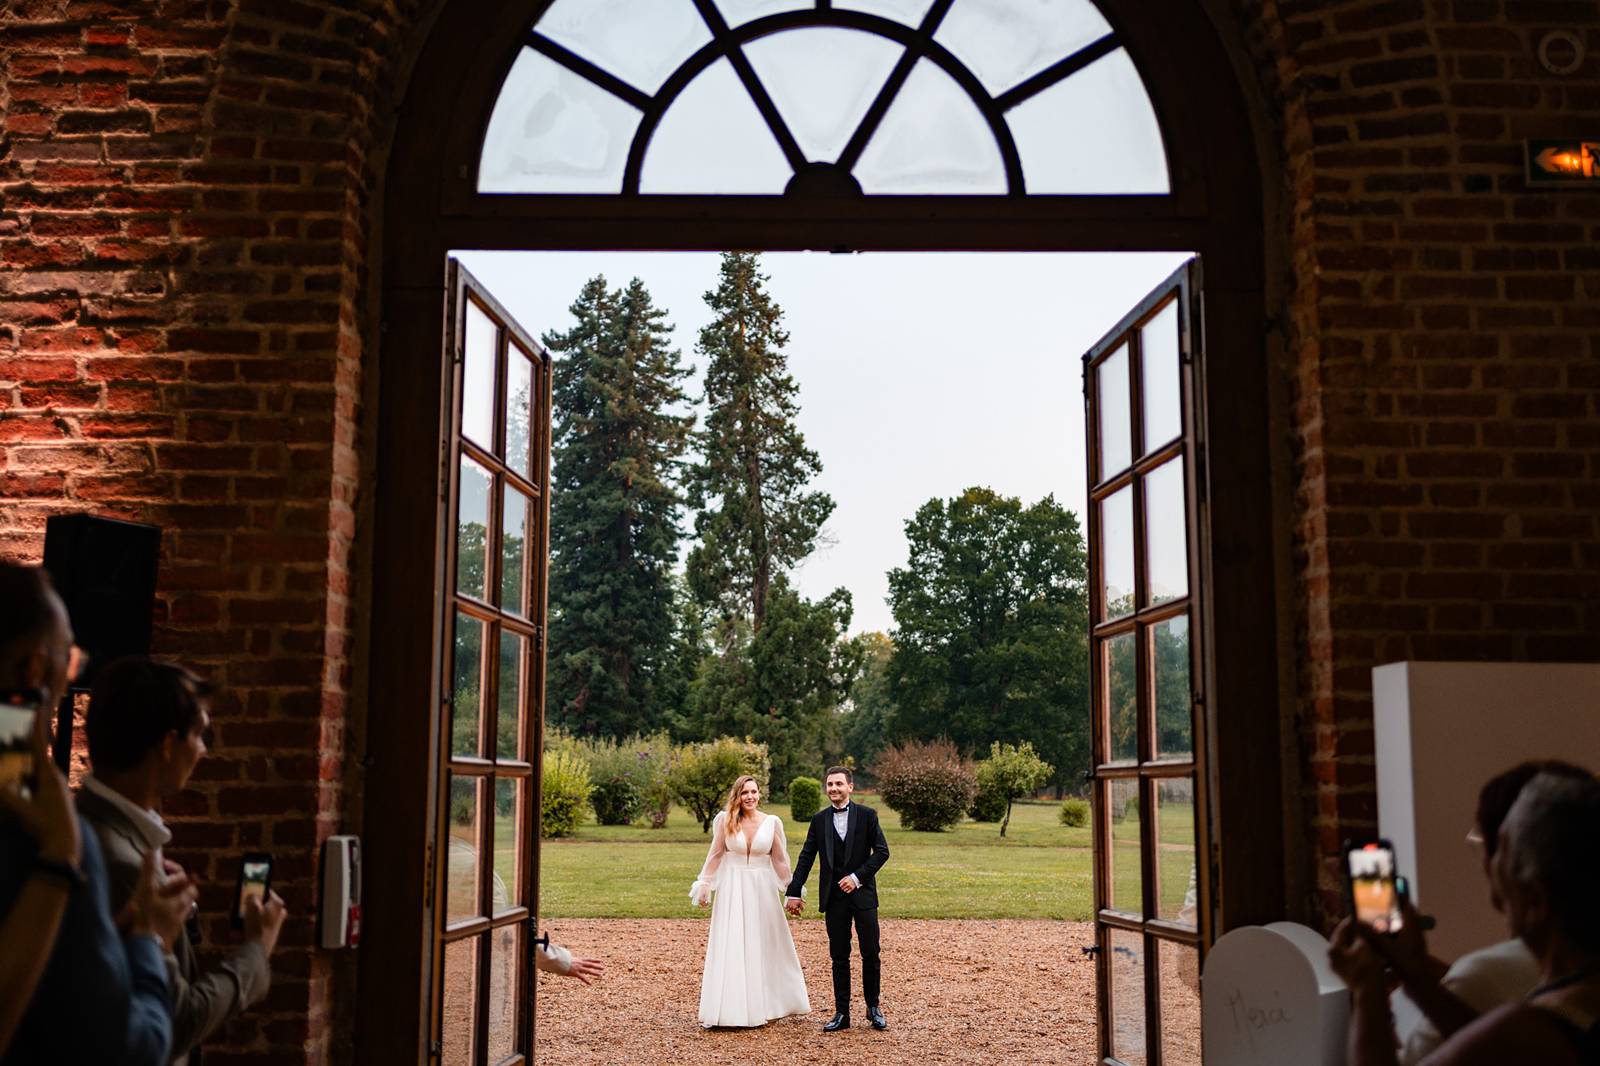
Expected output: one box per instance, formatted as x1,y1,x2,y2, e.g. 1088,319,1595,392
1347,842,1404,933
236,858,271,921
0,702,37,791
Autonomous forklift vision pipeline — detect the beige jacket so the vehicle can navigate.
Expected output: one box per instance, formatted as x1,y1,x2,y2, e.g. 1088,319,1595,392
76,785,271,1066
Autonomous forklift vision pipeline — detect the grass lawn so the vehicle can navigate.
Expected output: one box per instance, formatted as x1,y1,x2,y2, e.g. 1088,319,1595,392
531,794,1113,921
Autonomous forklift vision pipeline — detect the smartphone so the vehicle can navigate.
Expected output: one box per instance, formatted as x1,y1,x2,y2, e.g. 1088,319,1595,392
233,852,273,929
0,691,41,792
1344,839,1404,934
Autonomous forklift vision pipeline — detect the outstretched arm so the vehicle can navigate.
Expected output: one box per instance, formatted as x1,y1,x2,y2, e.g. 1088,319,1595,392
786,815,820,900
690,812,728,907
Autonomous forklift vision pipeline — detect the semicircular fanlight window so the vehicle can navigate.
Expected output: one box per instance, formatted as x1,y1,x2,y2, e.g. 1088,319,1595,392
744,28,906,163
854,59,1007,193
476,0,1171,196
640,58,793,193
480,48,641,193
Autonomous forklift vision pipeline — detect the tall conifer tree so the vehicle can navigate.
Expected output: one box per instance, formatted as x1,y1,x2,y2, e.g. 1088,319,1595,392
686,252,834,630
545,276,694,737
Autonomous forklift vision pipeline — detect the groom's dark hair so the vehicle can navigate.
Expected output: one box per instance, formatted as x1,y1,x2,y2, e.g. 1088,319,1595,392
825,765,852,783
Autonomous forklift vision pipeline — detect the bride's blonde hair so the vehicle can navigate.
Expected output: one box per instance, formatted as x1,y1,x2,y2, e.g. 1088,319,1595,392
723,775,760,838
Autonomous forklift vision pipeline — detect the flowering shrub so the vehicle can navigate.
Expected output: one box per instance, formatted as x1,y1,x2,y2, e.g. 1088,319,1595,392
871,739,976,832
541,749,592,838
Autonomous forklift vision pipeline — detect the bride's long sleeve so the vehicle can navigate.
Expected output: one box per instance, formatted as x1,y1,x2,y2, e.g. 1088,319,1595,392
689,811,728,907
768,816,794,895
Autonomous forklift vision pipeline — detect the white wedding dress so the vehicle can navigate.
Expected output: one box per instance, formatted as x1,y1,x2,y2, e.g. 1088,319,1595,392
689,810,812,1027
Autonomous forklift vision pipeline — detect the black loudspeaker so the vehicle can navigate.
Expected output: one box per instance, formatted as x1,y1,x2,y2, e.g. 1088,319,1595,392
42,513,162,690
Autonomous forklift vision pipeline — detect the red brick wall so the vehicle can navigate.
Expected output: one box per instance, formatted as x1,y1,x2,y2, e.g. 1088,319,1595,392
2,0,1597,1060
1242,0,1600,917
0,1,410,1061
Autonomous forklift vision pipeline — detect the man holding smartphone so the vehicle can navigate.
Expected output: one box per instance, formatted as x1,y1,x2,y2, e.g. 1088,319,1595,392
0,563,196,1065
78,656,286,1066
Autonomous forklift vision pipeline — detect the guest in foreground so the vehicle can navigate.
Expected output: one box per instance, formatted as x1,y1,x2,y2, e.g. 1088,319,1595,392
80,656,285,1066
1333,771,1600,1065
1389,760,1593,1063
0,563,196,1066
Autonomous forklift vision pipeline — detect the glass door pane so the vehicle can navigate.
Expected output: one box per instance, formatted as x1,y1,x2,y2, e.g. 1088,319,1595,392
438,261,553,1065
1085,259,1205,1065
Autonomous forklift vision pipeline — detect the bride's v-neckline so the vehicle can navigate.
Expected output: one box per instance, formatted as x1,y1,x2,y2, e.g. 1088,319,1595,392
737,811,767,851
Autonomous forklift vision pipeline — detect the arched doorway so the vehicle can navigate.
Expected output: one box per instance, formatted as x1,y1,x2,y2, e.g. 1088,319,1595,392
363,2,1285,1062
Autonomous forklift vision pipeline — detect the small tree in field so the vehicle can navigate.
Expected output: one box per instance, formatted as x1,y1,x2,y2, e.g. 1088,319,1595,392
667,737,770,832
976,741,1054,838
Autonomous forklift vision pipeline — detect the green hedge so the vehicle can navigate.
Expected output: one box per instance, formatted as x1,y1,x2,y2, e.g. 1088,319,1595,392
789,776,822,822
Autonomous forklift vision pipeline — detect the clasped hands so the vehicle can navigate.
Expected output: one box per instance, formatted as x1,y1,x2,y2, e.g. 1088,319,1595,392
784,874,854,917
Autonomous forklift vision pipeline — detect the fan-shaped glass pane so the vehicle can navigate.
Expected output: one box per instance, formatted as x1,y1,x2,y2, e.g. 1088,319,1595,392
745,29,905,163
533,0,711,96
854,60,1005,193
641,58,792,193
479,48,641,193
713,0,812,26
936,0,1113,95
837,0,938,26
1008,48,1169,193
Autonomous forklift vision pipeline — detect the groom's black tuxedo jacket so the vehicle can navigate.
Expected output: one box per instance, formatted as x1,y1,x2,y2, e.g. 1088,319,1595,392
786,802,890,913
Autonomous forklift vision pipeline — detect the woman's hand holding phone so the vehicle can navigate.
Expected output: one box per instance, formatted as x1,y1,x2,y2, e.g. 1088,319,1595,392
0,706,80,869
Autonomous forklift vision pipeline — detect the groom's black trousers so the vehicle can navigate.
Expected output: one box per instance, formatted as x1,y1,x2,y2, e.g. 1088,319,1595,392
824,904,881,1010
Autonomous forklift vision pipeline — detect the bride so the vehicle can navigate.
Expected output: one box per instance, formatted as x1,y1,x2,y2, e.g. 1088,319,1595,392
689,775,812,1028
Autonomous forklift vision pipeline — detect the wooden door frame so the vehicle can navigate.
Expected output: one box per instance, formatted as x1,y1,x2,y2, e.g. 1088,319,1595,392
358,1,1287,1061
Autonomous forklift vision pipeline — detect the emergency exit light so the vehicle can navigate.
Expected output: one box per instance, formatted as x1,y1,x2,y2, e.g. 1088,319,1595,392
1525,139,1599,186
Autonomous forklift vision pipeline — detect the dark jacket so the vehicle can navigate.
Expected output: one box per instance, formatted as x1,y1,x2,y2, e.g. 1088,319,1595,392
76,786,271,1066
0,817,171,1066
786,802,890,912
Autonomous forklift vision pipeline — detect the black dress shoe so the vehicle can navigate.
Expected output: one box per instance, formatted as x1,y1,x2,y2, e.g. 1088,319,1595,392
823,1012,850,1032
867,1006,888,1030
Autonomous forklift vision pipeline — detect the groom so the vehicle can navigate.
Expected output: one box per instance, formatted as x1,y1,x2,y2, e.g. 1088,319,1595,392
785,766,890,1032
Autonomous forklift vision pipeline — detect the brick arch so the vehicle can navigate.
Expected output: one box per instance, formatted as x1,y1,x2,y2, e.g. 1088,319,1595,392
366,0,1298,1061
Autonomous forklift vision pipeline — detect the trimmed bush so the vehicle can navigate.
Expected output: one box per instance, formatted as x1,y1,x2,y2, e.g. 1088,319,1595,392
590,774,644,826
541,749,592,838
668,736,770,832
789,776,822,823
1059,797,1090,828
583,737,648,826
968,780,1007,823
871,739,976,832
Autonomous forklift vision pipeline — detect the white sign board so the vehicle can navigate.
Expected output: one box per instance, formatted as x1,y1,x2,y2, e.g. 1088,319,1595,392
1202,922,1347,1066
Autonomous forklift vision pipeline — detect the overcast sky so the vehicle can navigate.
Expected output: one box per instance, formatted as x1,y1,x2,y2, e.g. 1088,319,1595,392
454,250,1190,634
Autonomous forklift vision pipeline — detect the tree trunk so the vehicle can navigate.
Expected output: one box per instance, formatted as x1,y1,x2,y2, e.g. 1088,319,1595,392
1000,798,1012,838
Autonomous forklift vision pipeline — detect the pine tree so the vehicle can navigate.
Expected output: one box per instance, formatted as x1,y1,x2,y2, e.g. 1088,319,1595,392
685,252,834,631
545,276,694,737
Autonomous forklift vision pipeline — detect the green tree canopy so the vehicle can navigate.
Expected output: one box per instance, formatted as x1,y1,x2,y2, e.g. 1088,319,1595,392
682,578,862,788
840,630,895,776
544,275,694,737
886,487,1090,791
685,252,834,631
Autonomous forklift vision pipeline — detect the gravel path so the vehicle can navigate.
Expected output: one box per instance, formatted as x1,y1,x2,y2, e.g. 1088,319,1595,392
534,918,1110,1065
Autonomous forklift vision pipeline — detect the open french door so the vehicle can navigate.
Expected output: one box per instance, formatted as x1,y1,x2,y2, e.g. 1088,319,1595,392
430,260,554,1065
1084,259,1209,1066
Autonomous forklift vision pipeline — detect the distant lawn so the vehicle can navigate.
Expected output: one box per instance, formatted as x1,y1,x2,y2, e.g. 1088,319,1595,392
533,795,1106,921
